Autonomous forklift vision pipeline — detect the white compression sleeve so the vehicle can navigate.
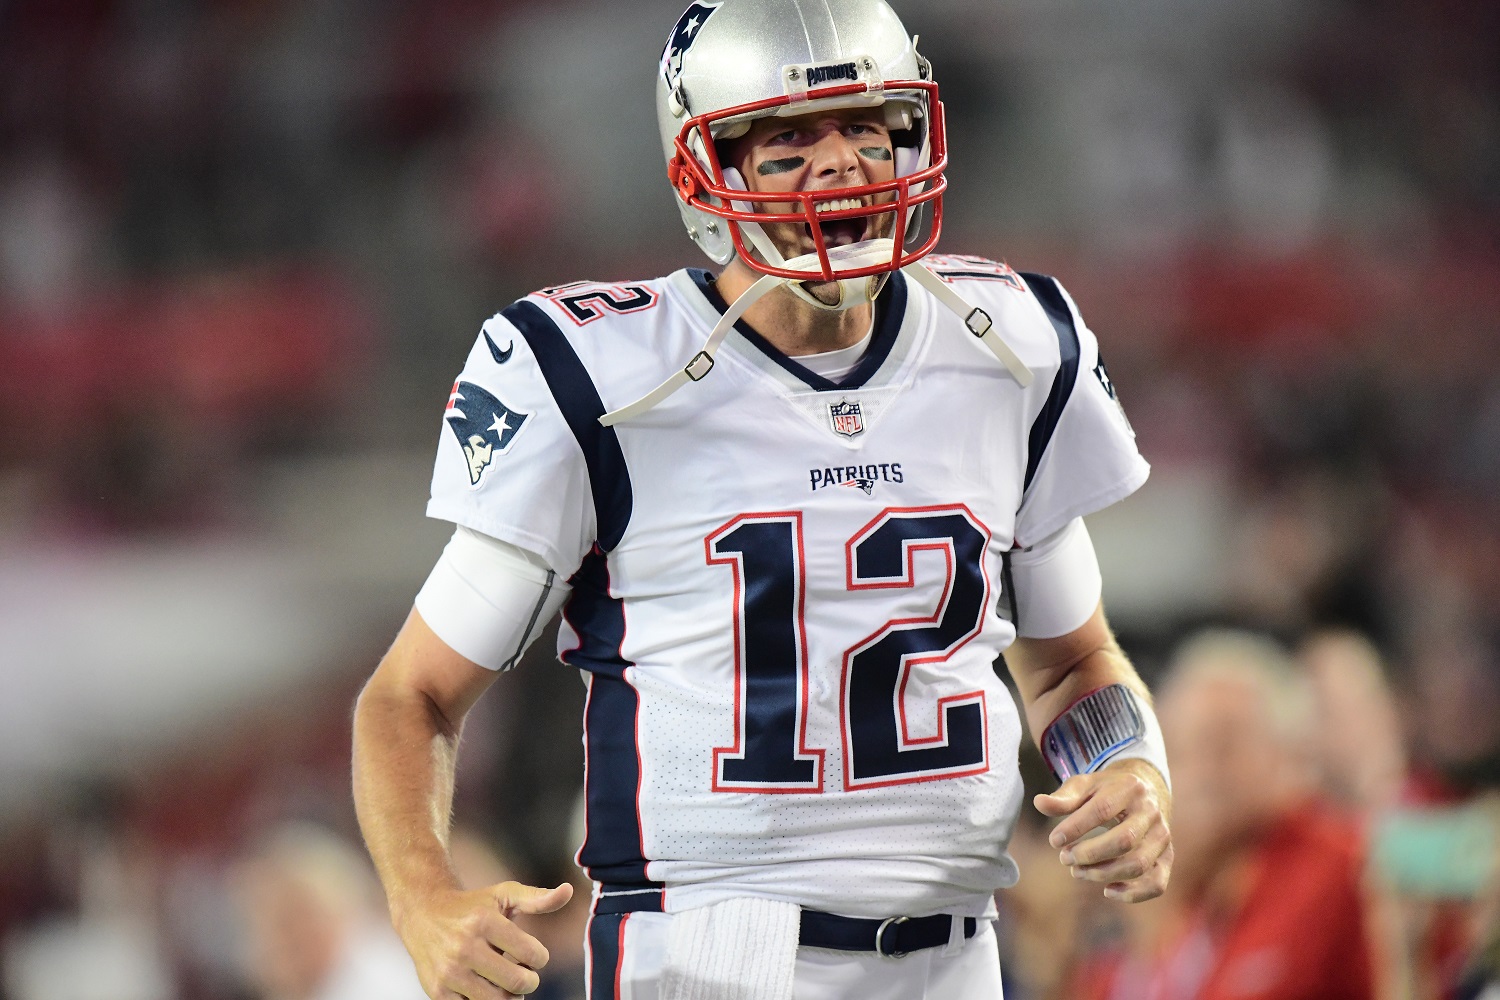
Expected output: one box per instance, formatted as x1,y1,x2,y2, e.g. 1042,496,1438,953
414,526,571,671
1009,518,1103,639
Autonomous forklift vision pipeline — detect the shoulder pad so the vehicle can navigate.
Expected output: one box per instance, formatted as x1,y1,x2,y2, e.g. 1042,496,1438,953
922,254,1027,292
524,279,667,329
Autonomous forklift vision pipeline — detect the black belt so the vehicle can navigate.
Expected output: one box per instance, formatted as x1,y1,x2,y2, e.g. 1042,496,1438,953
594,884,980,959
799,911,980,958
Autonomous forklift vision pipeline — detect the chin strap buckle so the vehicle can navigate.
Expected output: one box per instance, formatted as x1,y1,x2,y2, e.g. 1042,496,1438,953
685,351,715,381
965,308,993,337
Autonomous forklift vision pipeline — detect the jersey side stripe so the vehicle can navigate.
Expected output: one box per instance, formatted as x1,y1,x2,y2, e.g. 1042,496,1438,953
1018,273,1082,493
579,674,654,883
586,912,626,1000
566,549,658,887
502,300,634,551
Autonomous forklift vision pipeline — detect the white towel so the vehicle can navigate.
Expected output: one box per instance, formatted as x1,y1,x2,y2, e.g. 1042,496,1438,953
659,897,801,1000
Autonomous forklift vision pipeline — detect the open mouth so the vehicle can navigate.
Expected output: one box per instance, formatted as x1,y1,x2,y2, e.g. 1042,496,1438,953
803,197,881,250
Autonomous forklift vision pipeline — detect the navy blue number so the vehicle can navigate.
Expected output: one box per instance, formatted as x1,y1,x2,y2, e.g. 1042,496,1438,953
842,510,990,787
545,284,659,326
707,507,990,793
707,515,824,792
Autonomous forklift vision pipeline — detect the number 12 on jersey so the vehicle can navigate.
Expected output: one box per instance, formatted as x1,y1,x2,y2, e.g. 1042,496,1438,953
706,506,992,794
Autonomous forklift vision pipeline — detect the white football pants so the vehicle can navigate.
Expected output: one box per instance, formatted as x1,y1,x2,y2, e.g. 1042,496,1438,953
587,910,1003,1000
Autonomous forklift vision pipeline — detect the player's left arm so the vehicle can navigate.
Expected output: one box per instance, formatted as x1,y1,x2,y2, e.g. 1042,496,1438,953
1003,273,1168,901
1006,605,1174,902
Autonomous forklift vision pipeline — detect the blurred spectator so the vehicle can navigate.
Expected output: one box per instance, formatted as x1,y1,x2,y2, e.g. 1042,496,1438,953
0,150,106,316
1367,799,1500,1000
1071,630,1376,1000
1299,628,1407,815
1405,616,1500,801
1332,607,1500,1000
1455,861,1500,1000
1,805,172,1000
231,821,424,1000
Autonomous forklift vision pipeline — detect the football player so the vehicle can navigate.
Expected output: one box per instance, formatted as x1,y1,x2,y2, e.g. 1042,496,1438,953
352,1,1173,998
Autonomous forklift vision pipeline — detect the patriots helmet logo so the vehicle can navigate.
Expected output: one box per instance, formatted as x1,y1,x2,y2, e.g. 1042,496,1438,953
661,2,721,89
445,380,530,487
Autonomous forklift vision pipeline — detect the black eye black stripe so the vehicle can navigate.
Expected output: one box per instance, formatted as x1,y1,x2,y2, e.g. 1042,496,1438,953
757,156,806,175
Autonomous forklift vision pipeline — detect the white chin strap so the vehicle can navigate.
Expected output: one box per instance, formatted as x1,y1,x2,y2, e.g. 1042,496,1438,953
900,263,1034,387
598,271,783,427
597,247,1032,428
738,220,888,313
723,166,885,314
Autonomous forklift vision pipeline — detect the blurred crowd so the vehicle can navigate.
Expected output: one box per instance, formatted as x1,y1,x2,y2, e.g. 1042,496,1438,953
999,628,1500,1000
1,0,1497,998
0,656,591,1000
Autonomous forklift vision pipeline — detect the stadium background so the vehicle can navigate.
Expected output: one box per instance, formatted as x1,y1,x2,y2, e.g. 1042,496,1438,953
0,0,1496,997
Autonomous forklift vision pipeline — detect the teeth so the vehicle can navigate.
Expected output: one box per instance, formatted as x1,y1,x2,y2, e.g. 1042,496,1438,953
814,197,863,213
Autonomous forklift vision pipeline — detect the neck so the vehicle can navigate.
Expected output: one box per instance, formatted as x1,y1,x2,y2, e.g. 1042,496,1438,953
715,258,873,357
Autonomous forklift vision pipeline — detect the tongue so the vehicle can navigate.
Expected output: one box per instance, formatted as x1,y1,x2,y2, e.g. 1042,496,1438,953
817,219,865,248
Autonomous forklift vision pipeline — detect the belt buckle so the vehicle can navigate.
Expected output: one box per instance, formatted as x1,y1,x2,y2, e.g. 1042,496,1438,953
875,915,909,958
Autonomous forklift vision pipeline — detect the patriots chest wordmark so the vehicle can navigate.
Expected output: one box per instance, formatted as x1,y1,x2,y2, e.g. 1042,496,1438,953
445,380,530,487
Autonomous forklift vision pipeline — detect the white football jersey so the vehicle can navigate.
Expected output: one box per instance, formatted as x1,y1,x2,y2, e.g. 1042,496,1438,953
427,256,1148,920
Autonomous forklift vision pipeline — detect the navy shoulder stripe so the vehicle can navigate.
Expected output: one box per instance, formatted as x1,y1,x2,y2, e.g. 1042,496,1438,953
1019,273,1082,492
501,301,633,551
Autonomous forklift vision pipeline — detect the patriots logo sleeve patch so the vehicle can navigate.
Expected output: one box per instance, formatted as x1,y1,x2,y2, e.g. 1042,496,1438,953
1093,353,1136,436
445,380,531,487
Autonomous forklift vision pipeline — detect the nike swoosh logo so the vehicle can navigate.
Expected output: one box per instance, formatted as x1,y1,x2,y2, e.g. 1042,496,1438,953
484,332,514,365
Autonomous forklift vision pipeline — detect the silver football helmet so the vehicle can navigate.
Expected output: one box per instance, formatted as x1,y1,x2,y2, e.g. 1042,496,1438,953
600,0,1031,427
655,0,945,312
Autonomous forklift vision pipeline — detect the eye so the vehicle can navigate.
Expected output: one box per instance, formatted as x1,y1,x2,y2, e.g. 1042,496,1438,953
770,129,800,144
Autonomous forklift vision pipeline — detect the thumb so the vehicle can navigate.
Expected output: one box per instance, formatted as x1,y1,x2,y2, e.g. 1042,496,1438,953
494,880,575,916
1033,775,1092,817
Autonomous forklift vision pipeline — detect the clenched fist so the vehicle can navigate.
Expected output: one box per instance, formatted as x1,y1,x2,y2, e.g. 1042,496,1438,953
1034,758,1173,903
395,880,574,999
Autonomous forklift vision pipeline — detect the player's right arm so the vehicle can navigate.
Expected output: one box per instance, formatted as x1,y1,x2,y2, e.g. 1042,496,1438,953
353,608,572,999
356,302,608,996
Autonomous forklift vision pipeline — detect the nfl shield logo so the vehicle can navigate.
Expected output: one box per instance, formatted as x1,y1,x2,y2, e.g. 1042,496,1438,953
829,399,864,438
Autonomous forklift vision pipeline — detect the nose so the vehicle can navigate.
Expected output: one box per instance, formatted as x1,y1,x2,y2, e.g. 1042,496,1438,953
808,126,862,184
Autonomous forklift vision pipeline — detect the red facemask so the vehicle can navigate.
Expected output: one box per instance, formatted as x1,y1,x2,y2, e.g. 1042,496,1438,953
666,80,948,284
